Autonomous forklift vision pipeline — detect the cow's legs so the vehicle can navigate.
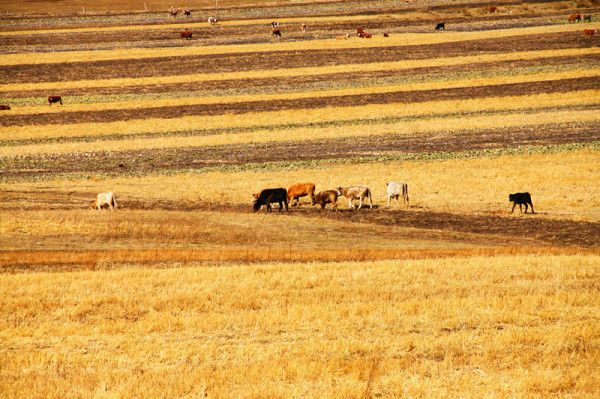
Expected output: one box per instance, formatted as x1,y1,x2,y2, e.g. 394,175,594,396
357,197,363,209
519,203,523,213
387,195,391,207
266,203,272,212
529,202,535,214
511,203,517,213
348,198,354,209
524,203,529,214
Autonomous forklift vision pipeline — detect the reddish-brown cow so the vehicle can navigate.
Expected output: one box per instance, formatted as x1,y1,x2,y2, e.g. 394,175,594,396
584,29,597,36
287,183,316,206
180,29,193,39
357,28,372,38
312,190,339,211
48,96,62,105
0,105,10,110
568,14,582,23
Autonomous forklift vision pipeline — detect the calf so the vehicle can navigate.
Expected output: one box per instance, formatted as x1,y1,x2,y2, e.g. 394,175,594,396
253,188,288,212
48,95,62,106
568,14,582,23
509,192,535,214
386,181,409,207
90,192,117,211
583,14,592,22
337,186,373,210
435,22,445,30
584,29,597,36
312,190,339,211
287,183,315,206
183,9,191,16
356,28,372,38
489,6,497,13
207,16,218,24
0,105,10,110
272,28,282,37
180,29,193,39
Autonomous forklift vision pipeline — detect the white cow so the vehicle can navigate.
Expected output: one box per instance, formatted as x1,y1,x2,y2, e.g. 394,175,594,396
336,186,372,209
90,192,117,211
207,16,218,24
386,181,409,207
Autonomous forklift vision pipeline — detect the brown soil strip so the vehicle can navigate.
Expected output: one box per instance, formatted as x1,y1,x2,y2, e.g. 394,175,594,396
3,121,597,178
1,76,597,127
301,207,600,247
4,54,598,99
1,31,594,84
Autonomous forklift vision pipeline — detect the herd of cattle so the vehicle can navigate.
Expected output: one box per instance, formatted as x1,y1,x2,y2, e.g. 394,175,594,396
90,183,535,215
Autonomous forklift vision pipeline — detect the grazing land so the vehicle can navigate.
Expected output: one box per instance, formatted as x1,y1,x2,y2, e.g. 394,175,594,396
1,0,599,397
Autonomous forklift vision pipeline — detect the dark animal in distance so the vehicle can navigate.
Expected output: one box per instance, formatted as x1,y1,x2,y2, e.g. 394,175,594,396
509,192,535,214
272,28,282,37
435,22,445,30
183,9,191,16
180,29,193,39
584,29,597,36
287,183,316,206
300,23,307,33
383,32,389,37
312,190,339,211
489,6,497,13
356,28,372,38
583,14,592,22
48,96,62,105
568,14,582,23
0,105,10,110
253,188,288,212
170,10,178,17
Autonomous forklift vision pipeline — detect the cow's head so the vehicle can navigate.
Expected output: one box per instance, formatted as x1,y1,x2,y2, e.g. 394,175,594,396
89,200,96,209
508,194,515,202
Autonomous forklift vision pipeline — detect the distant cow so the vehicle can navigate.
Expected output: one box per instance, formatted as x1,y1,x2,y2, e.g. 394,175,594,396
271,21,280,29
383,32,389,37
509,192,535,214
357,28,372,38
583,14,592,22
300,23,307,33
48,95,62,105
584,29,597,36
180,29,193,39
272,28,282,37
183,9,191,16
312,190,339,211
337,186,373,210
207,16,218,24
287,183,315,206
435,22,445,30
0,105,10,110
90,192,117,211
489,6,497,13
568,14,582,23
253,188,288,212
170,10,178,17
386,181,409,207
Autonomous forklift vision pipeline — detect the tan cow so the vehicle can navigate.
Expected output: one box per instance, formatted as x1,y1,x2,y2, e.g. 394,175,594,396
312,190,339,211
287,182,315,206
90,192,117,210
336,186,372,209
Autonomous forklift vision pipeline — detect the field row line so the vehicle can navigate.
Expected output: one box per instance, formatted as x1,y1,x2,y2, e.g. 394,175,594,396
3,105,598,157
1,23,597,66
6,68,599,116
1,89,597,142
2,47,598,93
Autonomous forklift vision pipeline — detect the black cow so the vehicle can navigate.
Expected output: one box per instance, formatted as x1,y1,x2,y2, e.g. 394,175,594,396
435,22,445,30
509,192,535,214
0,105,10,110
48,95,63,105
253,188,288,212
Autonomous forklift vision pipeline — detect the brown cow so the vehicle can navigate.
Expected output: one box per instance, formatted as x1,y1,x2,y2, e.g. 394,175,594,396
0,105,10,110
272,28,282,37
583,14,592,22
584,29,597,36
357,28,372,38
489,6,497,13
568,14,582,23
170,9,178,17
48,95,62,105
287,183,315,206
312,190,338,211
183,9,191,16
180,29,193,39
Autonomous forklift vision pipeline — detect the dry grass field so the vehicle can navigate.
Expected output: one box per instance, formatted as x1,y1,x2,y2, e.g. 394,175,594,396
1,0,599,397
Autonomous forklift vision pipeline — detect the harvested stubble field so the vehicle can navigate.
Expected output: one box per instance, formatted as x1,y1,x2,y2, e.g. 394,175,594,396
1,0,599,397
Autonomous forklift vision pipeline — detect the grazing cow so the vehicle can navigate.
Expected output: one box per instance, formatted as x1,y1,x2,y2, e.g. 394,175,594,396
170,9,178,17
180,29,193,39
356,28,372,38
90,192,117,211
568,14,582,23
383,32,389,37
300,23,307,33
287,183,316,206
386,181,409,207
272,28,282,37
0,105,10,110
48,95,62,106
207,16,218,24
509,192,535,214
253,188,288,212
183,9,191,16
337,186,373,210
312,190,339,211
489,6,497,13
583,14,592,22
584,29,597,36
435,22,445,30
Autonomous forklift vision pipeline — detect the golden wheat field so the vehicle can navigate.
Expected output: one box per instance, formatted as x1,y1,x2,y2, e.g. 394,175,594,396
1,0,599,397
